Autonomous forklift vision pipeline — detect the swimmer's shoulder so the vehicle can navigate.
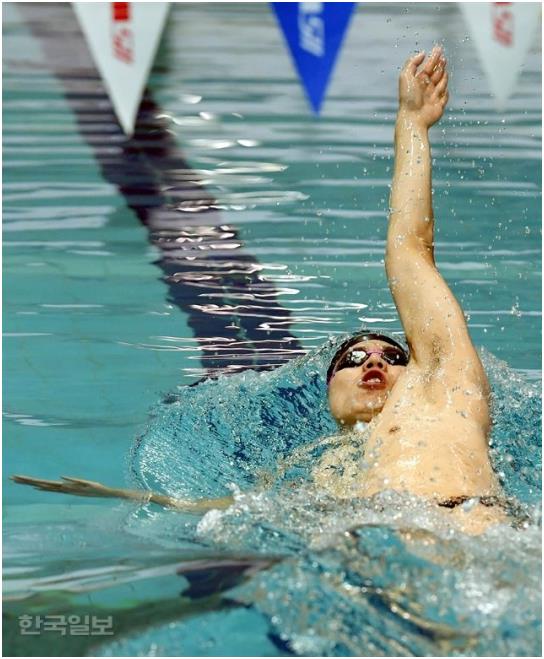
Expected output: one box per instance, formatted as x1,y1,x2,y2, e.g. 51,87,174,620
385,361,490,424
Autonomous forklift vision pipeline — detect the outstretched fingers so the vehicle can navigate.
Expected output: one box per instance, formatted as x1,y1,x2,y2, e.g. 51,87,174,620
11,474,110,497
12,474,65,492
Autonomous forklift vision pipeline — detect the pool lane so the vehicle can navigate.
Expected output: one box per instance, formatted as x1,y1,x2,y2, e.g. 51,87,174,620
19,2,303,380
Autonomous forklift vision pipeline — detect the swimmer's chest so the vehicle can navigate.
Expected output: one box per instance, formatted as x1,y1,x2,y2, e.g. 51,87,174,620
367,386,489,464
374,367,490,447
315,408,492,500
314,375,492,499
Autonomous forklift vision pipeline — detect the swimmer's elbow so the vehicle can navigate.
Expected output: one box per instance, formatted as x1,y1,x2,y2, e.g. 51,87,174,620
388,210,435,253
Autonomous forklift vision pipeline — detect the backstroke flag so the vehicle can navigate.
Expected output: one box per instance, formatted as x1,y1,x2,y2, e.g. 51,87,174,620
271,2,356,113
73,2,170,135
459,2,541,110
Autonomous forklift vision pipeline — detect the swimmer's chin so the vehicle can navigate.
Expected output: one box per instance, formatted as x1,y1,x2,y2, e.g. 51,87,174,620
333,390,390,427
336,407,382,428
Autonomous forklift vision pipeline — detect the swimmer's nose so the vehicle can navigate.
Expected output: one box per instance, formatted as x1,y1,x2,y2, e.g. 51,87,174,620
363,355,386,370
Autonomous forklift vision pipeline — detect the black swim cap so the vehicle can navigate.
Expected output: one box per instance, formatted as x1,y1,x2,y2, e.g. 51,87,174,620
326,332,409,384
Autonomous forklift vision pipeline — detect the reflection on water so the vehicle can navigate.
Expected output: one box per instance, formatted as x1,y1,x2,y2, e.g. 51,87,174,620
5,3,541,380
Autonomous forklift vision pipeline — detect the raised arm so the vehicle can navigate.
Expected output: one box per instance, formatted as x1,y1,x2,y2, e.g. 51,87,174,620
386,48,487,390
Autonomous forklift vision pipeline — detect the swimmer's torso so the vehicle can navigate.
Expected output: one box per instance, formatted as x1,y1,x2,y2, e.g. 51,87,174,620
314,364,500,501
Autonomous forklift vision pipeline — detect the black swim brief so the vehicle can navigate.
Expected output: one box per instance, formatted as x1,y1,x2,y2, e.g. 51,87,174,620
437,495,531,528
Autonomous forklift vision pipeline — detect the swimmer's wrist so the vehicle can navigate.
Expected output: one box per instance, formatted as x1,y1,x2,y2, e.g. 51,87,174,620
396,108,429,133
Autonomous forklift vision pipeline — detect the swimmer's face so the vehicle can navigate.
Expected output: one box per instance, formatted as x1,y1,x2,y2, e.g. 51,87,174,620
327,340,407,426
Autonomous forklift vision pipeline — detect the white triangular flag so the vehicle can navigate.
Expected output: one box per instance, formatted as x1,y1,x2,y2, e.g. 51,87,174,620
459,3,541,110
73,2,170,135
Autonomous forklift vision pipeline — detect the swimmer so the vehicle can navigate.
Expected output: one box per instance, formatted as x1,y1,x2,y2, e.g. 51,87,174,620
12,48,508,535
317,46,506,534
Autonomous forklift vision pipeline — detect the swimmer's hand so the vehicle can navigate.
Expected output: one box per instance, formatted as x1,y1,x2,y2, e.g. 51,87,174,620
399,46,449,128
11,474,234,512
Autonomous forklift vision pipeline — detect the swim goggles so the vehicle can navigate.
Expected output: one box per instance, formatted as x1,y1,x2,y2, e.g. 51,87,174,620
332,346,408,376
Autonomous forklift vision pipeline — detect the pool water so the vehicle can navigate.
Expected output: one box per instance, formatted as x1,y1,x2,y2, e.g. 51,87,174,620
3,3,541,656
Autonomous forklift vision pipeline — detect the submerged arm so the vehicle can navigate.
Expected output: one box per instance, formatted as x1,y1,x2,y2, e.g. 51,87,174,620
11,475,234,512
386,49,487,389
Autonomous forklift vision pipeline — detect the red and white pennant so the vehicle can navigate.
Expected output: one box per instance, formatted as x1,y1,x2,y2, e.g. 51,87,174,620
73,2,170,135
460,2,541,109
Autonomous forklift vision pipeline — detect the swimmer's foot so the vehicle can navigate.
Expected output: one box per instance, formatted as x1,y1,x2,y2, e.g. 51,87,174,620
11,475,234,512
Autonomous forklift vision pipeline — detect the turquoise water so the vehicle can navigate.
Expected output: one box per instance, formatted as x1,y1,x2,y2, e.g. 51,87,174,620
3,3,541,656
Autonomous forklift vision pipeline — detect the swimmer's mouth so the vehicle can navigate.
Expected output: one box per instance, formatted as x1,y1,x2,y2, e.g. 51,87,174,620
359,370,387,389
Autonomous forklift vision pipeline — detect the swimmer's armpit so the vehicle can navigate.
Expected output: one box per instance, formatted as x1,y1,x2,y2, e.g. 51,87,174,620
11,474,234,513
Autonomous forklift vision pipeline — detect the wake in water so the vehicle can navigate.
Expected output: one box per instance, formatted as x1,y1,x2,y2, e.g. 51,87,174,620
126,337,541,656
